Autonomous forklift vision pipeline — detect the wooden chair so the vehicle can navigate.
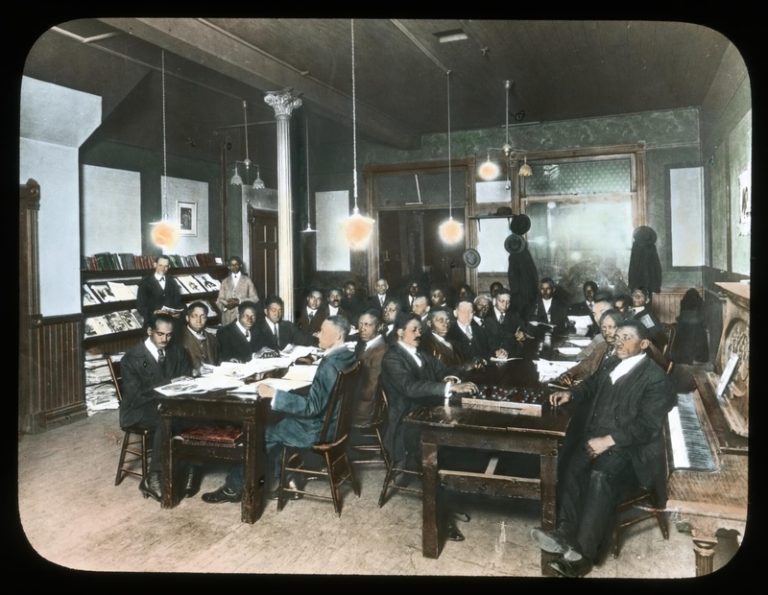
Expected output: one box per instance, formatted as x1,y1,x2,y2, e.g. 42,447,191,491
109,356,153,485
377,388,423,507
662,323,677,358
611,486,669,558
349,384,389,467
277,360,363,516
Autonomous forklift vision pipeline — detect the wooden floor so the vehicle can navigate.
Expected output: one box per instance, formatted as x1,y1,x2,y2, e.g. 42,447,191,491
16,408,745,579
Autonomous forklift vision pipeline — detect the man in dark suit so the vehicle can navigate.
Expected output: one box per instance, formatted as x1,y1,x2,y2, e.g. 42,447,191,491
201,316,357,503
448,299,493,362
296,287,327,341
341,280,365,322
253,295,312,352
179,300,220,371
381,298,401,345
367,278,393,315
483,288,527,355
136,255,184,327
323,287,353,324
420,308,464,368
568,280,598,317
531,319,676,577
399,278,422,312
119,314,194,501
525,277,570,336
216,301,260,362
352,310,387,424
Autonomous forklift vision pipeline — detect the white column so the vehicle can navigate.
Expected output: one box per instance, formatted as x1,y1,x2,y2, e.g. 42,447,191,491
265,89,302,320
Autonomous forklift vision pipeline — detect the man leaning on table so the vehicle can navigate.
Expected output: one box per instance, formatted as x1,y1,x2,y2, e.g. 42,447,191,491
201,315,356,503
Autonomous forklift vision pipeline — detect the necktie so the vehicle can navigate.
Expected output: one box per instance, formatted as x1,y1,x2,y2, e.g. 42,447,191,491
245,330,250,341
308,310,315,321
158,276,165,289
414,350,423,367
380,295,385,306
157,348,166,369
499,313,505,324
465,325,473,340
273,323,279,345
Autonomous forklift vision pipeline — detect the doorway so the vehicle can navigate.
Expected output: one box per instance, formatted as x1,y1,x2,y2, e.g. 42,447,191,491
378,207,466,297
248,209,278,300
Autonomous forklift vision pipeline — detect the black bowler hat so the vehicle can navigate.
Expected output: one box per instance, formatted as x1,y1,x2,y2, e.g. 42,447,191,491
462,249,481,269
504,233,527,254
509,213,531,235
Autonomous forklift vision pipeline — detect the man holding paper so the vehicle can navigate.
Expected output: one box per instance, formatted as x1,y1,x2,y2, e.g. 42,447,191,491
201,315,356,504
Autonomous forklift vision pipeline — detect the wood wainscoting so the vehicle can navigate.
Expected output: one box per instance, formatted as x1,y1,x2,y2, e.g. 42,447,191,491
651,287,700,324
19,314,86,433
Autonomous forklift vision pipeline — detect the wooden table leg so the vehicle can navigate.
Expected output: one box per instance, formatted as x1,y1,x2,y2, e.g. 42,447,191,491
539,450,558,576
422,440,440,558
159,411,175,509
241,404,267,524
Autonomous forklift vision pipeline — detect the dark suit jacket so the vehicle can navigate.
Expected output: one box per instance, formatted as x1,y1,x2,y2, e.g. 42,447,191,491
216,321,260,363
353,336,387,423
448,321,492,361
323,304,354,326
420,332,464,368
483,310,525,354
296,306,327,337
253,319,312,352
526,297,570,335
381,343,462,465
136,274,184,325
568,301,594,317
566,355,676,505
266,346,358,449
179,326,220,369
119,341,191,429
367,293,392,314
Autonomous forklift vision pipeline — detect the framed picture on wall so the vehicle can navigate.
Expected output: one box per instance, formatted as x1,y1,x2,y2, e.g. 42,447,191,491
178,201,197,236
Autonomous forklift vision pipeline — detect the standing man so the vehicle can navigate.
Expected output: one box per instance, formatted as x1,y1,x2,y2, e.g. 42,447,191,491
531,319,676,577
179,301,220,372
526,277,570,336
136,255,184,328
216,256,259,326
324,287,353,323
216,301,261,363
201,316,357,503
119,314,195,501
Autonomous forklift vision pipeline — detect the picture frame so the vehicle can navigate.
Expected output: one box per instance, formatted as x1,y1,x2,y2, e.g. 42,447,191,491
177,201,197,236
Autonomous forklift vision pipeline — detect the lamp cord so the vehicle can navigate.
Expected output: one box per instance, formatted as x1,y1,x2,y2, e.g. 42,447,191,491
351,19,358,209
446,70,452,218
161,50,168,220
243,99,250,164
306,115,311,224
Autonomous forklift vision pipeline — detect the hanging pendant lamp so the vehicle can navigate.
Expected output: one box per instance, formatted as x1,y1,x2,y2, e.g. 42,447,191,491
438,70,463,246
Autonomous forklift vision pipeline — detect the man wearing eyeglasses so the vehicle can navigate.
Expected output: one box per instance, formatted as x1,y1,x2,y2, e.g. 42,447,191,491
530,319,676,577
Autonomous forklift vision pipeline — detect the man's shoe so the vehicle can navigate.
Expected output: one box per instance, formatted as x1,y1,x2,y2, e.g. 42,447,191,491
139,472,162,502
183,465,202,498
268,479,303,501
453,512,471,523
446,523,465,542
201,486,241,504
530,528,570,554
549,557,593,578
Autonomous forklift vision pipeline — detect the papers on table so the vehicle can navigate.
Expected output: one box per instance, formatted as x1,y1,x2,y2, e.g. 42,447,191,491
567,338,592,347
280,344,319,362
489,356,522,363
217,357,294,379
155,378,209,396
227,377,313,397
568,315,593,335
556,347,582,356
282,365,319,382
535,359,574,382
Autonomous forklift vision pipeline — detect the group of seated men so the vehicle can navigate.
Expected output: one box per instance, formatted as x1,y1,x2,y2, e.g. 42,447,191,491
120,267,676,576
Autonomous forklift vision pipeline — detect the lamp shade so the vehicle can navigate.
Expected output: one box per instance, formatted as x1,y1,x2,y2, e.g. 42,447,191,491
343,208,375,250
438,217,464,245
150,220,179,249
477,158,501,181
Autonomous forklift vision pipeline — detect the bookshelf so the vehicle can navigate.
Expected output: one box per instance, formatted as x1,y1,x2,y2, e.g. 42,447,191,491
81,253,227,354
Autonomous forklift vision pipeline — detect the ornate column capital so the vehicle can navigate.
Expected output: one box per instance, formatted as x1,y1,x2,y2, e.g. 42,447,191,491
264,89,303,119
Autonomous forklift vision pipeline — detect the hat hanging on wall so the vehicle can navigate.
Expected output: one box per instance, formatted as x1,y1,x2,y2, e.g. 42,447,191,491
505,233,527,254
462,248,481,269
509,213,531,235
633,225,658,244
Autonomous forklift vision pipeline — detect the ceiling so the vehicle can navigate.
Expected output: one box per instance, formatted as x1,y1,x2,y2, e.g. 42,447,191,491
22,18,735,160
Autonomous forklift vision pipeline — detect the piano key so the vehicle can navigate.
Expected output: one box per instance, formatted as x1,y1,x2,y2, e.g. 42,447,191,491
669,392,717,472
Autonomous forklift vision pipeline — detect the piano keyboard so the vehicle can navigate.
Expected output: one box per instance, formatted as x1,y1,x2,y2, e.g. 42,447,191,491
667,392,717,472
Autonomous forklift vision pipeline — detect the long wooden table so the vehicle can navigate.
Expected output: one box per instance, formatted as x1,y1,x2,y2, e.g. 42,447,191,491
157,390,271,524
404,357,572,574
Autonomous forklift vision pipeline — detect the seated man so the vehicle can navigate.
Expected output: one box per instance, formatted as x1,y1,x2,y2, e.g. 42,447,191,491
216,301,261,363
296,287,327,342
629,287,666,351
531,320,676,577
526,277,570,336
352,309,387,424
367,278,393,314
381,298,402,344
119,314,196,501
411,294,430,323
420,308,463,368
448,299,494,363
201,316,357,503
429,286,449,310
473,294,492,327
568,281,598,317
324,287,353,322
613,294,632,319
381,312,480,541
554,309,622,387
483,288,527,355
179,301,220,372
341,280,365,322
254,295,313,352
